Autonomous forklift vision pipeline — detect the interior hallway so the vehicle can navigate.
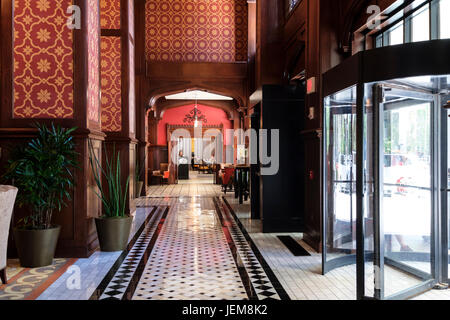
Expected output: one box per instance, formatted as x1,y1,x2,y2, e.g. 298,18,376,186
146,171,221,197
28,182,450,300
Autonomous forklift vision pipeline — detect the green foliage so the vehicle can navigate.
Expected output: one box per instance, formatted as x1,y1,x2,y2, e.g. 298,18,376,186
3,123,78,229
135,152,147,183
89,141,130,218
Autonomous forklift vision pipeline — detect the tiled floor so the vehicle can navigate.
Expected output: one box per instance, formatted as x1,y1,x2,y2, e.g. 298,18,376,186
35,178,450,300
133,197,248,300
224,196,450,300
93,196,284,300
147,171,222,197
37,207,154,300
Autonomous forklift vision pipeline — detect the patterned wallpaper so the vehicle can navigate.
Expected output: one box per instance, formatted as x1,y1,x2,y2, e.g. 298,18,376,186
87,0,101,122
100,0,121,29
14,0,74,119
145,0,248,63
101,37,122,132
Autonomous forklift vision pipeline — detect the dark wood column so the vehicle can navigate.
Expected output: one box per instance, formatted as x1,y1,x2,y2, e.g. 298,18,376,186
100,0,137,213
302,0,343,251
134,0,149,193
147,112,165,185
0,0,103,258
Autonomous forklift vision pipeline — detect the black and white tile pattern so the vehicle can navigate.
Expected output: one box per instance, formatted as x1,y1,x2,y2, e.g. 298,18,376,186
133,197,248,300
92,196,288,300
214,197,284,300
98,206,167,300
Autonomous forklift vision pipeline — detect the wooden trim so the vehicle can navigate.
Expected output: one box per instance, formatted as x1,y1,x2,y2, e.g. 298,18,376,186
146,61,247,80
101,29,121,37
0,0,13,128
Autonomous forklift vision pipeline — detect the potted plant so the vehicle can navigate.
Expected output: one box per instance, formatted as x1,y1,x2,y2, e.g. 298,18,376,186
3,123,78,268
134,154,147,198
89,141,132,252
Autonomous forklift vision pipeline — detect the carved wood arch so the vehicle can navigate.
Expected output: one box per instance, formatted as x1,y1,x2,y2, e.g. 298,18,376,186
147,85,245,110
155,98,236,120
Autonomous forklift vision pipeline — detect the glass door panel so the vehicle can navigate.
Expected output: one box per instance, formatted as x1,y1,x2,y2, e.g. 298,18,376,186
376,83,436,299
323,86,358,274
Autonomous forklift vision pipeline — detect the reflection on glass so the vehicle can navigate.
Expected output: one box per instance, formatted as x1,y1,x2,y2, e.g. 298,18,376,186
364,84,375,298
411,6,430,42
324,86,357,264
447,101,450,276
440,0,450,39
376,34,383,48
387,22,404,45
324,85,375,295
382,87,432,296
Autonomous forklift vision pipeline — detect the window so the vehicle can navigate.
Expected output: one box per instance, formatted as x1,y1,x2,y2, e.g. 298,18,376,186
376,34,383,48
373,0,450,48
386,22,404,46
440,0,450,39
411,6,430,42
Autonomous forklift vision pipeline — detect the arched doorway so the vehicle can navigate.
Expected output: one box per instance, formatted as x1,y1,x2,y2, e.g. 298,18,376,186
146,89,244,191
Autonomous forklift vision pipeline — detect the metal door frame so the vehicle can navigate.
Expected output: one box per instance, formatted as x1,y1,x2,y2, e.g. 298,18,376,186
358,82,440,300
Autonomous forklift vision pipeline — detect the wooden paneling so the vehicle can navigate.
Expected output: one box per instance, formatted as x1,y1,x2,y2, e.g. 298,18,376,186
144,61,248,116
1,0,105,258
99,0,138,213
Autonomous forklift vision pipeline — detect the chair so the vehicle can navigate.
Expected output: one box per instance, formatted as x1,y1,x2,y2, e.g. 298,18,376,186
160,163,169,184
151,163,170,185
162,170,170,184
221,167,235,194
0,185,18,285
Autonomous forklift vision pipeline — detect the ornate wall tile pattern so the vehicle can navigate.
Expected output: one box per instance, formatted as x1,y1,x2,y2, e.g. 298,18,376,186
101,36,122,132
145,0,248,63
14,0,74,119
100,0,121,29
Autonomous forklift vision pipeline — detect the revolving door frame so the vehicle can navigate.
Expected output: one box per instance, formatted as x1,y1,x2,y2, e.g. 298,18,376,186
321,39,450,300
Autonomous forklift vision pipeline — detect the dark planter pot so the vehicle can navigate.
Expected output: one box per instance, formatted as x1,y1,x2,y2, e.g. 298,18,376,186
95,216,133,252
13,226,61,268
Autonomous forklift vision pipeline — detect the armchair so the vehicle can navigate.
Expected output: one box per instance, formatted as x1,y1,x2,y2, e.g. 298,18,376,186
0,185,18,284
151,163,170,185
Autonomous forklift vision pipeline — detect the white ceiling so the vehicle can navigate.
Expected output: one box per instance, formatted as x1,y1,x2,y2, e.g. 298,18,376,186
165,90,233,101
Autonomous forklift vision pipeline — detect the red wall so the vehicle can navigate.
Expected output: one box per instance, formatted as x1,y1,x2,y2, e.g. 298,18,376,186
157,104,232,145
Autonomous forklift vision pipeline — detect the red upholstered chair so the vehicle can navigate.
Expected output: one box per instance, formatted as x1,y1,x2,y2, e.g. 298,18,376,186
162,170,170,184
222,167,235,194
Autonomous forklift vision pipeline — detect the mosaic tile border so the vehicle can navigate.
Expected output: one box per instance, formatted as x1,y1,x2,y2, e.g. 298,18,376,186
89,206,167,300
219,196,291,300
133,197,248,300
97,207,169,300
212,198,258,300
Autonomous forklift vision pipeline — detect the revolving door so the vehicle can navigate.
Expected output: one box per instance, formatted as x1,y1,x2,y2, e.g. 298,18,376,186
322,40,450,299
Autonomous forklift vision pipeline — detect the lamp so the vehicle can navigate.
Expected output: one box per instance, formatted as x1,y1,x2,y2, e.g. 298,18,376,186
194,93,202,128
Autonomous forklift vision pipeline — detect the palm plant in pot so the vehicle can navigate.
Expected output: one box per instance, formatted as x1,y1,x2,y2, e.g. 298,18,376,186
2,123,78,268
89,141,132,252
134,154,147,198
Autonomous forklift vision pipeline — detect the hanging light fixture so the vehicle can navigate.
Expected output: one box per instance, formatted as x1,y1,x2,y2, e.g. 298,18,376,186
194,92,202,128
194,94,199,128
183,91,207,126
